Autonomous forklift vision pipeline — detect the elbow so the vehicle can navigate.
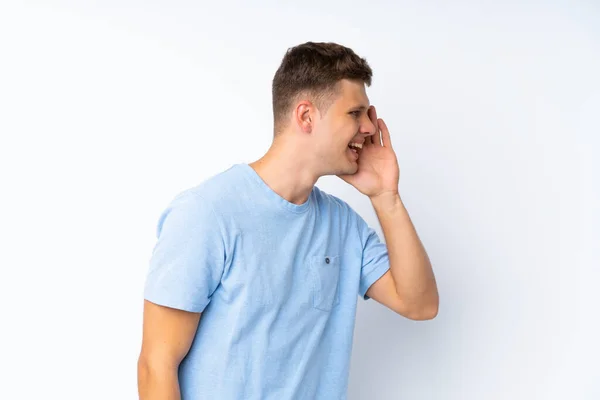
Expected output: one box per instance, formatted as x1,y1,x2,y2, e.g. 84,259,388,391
137,355,156,387
137,353,178,386
398,295,439,321
137,356,151,393
410,303,439,320
137,353,181,398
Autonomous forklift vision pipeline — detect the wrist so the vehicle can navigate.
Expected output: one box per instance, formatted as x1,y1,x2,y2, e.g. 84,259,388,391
369,191,403,214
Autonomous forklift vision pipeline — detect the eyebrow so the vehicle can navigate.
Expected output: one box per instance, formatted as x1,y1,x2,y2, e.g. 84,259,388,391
349,105,369,112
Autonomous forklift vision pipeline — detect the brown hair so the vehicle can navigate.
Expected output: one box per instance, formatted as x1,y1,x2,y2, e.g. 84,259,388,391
271,41,373,135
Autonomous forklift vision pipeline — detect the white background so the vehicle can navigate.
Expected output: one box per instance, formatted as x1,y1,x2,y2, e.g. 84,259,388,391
1,1,599,399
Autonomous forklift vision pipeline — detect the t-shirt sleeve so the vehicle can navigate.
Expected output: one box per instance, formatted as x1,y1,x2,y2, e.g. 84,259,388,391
143,192,226,313
356,213,390,300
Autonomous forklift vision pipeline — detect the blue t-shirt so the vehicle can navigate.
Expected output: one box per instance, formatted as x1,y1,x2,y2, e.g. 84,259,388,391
144,163,390,399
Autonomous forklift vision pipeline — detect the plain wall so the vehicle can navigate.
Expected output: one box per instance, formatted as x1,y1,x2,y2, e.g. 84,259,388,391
1,1,598,399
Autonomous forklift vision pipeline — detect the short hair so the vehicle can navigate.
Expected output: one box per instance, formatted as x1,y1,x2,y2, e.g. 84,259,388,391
271,41,373,135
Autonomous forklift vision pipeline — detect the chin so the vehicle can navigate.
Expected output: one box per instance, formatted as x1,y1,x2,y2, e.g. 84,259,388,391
347,162,359,174
335,161,359,176
322,156,359,176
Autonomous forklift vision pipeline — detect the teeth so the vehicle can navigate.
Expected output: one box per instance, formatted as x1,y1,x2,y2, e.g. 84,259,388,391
349,142,363,149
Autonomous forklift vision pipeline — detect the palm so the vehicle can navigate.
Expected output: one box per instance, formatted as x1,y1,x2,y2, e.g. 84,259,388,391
338,107,400,198
344,142,398,197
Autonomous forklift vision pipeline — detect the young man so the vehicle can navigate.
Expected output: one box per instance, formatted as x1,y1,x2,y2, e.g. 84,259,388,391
138,41,439,399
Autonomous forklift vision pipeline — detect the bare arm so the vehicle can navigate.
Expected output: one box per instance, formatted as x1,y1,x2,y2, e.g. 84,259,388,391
137,300,201,400
366,193,439,320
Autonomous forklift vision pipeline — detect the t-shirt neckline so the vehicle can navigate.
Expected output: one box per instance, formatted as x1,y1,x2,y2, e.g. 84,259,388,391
237,163,313,214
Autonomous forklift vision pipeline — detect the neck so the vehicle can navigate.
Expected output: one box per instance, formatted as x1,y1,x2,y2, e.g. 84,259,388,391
249,134,318,206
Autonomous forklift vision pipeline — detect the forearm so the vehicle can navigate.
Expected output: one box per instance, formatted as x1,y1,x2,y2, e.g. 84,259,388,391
371,192,439,313
137,359,181,400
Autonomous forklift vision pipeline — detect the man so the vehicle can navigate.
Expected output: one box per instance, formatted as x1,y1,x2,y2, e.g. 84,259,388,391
138,41,438,399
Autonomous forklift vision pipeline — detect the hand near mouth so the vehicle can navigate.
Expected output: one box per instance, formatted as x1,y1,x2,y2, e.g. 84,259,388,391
338,106,400,200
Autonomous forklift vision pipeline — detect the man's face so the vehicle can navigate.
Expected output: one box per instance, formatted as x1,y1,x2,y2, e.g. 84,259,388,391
311,79,377,176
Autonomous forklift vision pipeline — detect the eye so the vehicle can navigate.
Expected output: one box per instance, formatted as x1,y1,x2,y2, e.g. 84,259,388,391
349,110,361,118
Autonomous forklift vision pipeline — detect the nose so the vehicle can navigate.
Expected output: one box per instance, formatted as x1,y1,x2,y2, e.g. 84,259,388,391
360,113,378,137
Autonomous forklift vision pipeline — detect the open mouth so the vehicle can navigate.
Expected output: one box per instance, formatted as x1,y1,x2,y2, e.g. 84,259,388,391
348,142,363,156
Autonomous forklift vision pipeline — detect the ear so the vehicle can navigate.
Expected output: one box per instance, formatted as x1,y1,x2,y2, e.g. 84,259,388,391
295,100,316,134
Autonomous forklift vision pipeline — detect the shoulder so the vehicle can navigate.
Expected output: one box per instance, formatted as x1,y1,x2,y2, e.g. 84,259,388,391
168,164,244,211
312,185,342,207
157,165,245,232
312,185,361,222
312,185,372,237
